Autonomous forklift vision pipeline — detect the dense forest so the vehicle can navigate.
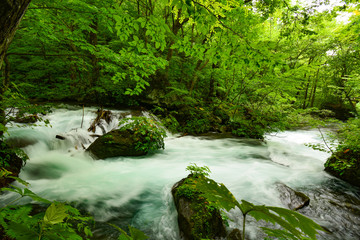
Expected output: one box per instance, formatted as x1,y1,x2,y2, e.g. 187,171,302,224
1,0,360,239
2,0,360,132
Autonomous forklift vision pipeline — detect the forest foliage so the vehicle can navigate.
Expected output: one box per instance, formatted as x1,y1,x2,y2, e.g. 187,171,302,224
1,0,359,126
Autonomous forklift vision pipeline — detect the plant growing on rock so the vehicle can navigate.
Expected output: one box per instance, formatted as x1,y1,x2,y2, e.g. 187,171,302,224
185,163,211,177
182,164,325,240
322,118,360,186
118,117,166,152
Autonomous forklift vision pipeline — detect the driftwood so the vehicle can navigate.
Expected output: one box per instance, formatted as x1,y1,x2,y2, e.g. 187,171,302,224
88,108,112,133
55,135,66,140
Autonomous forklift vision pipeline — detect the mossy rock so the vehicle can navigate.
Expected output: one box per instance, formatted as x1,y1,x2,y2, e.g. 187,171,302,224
324,150,360,187
86,129,146,159
171,175,227,240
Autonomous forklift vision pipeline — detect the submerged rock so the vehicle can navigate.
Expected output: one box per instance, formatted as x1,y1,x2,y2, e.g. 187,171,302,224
276,182,310,210
171,175,227,240
86,129,146,159
6,136,38,148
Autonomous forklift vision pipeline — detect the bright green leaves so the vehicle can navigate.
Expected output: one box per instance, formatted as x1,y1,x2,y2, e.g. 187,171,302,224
110,224,149,240
192,176,238,212
187,164,325,240
246,204,324,240
0,177,94,240
0,200,93,240
43,202,68,225
118,116,167,152
186,163,211,177
1,184,51,204
113,10,169,95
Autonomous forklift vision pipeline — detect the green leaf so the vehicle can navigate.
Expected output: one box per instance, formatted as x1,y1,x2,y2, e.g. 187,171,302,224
6,221,38,240
129,225,148,240
43,202,68,225
7,176,29,187
119,234,131,240
23,188,51,204
247,204,325,239
109,223,131,239
193,176,238,211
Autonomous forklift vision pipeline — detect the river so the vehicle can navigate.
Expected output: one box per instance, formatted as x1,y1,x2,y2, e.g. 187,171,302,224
2,106,360,239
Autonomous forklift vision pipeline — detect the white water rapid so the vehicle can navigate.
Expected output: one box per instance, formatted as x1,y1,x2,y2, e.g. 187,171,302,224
2,106,360,240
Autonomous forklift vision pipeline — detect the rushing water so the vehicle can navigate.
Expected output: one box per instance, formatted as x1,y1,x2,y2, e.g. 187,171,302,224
2,106,360,239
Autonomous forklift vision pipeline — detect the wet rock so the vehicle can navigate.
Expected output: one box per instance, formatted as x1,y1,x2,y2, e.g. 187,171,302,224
227,228,242,240
6,136,38,148
325,153,360,188
119,110,144,119
171,175,227,240
86,129,146,159
276,182,310,210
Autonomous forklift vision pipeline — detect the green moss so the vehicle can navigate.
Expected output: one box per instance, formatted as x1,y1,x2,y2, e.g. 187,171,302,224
173,175,226,240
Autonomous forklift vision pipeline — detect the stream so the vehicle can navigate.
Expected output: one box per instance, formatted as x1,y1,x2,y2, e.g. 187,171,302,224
1,106,360,239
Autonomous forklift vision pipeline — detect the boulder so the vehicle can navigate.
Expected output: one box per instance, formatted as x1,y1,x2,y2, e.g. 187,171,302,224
276,182,310,210
325,153,360,188
227,228,242,240
171,175,227,240
6,136,38,148
86,129,146,159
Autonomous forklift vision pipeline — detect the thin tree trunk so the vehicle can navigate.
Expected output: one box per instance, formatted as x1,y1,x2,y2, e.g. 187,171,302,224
302,74,310,109
0,0,32,137
89,18,99,88
189,59,210,95
340,65,358,116
310,68,320,107
207,63,216,102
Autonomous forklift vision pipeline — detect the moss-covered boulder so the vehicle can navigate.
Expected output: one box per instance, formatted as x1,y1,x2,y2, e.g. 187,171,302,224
325,150,360,187
171,174,227,240
86,129,146,159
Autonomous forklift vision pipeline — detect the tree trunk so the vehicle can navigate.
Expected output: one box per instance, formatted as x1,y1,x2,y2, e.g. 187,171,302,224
310,68,320,108
0,0,31,70
0,0,32,137
302,75,310,109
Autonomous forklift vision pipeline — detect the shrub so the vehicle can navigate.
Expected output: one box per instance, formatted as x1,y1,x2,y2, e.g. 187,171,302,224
118,117,167,152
